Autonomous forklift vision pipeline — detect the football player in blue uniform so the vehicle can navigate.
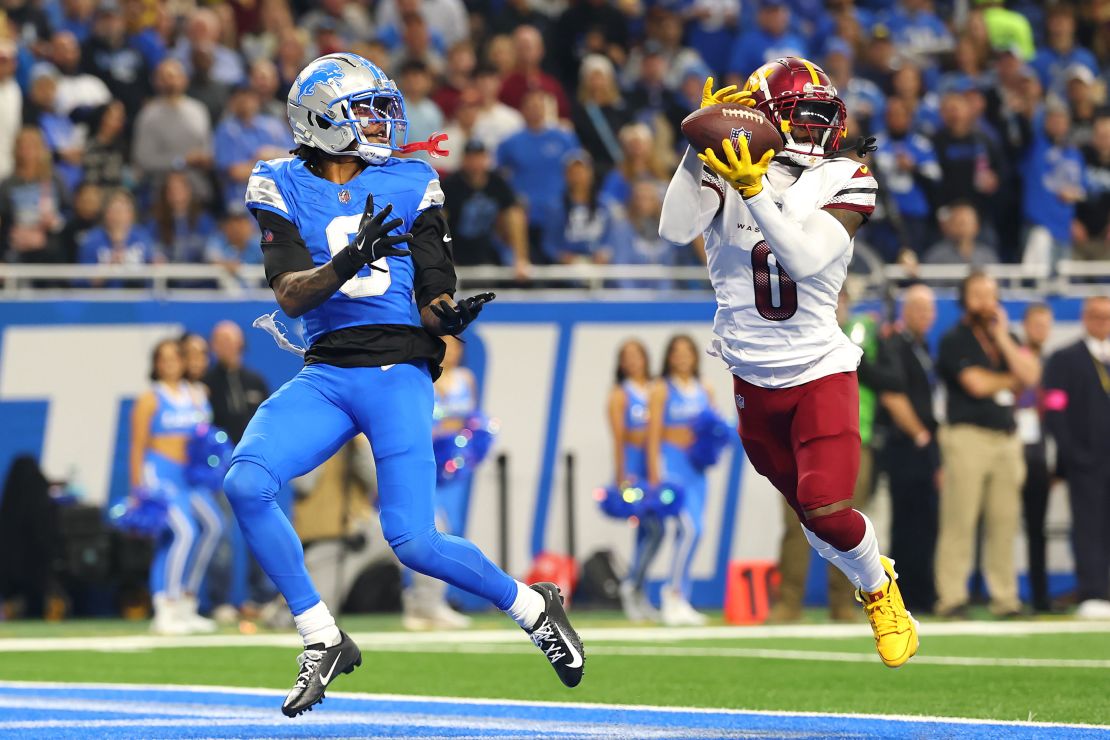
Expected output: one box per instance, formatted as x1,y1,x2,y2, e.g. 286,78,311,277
226,53,585,717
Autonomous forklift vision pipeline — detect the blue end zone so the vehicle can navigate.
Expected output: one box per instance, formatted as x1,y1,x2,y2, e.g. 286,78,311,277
0,683,1106,739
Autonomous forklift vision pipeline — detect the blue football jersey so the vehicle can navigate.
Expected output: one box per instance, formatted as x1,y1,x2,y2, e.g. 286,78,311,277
245,156,445,345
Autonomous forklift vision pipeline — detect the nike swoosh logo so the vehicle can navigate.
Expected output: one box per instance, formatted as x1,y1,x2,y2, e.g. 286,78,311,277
554,623,583,669
319,651,341,686
443,234,452,242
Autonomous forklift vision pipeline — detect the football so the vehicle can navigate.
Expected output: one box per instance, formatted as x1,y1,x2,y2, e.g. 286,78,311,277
681,103,783,163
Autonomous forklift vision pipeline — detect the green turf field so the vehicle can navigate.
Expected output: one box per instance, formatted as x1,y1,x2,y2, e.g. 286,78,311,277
2,612,1108,727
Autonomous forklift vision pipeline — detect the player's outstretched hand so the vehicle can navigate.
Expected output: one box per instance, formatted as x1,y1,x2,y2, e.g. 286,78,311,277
430,292,496,335
698,136,774,199
353,194,412,272
700,76,756,109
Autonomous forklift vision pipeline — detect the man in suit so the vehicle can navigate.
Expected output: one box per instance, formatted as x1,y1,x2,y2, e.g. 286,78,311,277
875,283,940,614
1043,296,1110,619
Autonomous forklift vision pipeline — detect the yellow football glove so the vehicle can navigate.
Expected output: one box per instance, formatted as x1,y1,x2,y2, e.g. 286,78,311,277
700,76,757,109
698,135,774,199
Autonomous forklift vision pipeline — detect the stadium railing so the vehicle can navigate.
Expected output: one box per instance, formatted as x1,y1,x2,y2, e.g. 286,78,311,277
0,261,1107,297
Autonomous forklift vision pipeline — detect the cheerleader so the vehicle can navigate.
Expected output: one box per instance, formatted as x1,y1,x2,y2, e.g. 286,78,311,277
608,339,661,622
647,335,714,626
130,339,217,634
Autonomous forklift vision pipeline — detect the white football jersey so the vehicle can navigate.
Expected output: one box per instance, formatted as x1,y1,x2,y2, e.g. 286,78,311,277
699,156,878,389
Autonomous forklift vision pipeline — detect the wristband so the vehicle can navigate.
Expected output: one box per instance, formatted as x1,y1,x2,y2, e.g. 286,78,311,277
331,244,362,282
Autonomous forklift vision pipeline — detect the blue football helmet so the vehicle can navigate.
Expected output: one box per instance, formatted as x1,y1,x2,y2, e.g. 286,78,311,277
288,53,409,165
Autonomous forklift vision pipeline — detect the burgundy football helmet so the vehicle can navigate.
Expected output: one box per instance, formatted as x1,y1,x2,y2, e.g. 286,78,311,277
742,57,848,167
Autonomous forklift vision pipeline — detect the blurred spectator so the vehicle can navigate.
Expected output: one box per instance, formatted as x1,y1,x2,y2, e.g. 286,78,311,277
132,58,212,197
684,0,740,79
542,151,613,264
876,283,939,614
78,188,157,267
437,86,482,174
171,7,245,87
432,42,477,121
497,89,580,257
213,85,288,214
1075,110,1110,261
1017,303,1053,614
206,212,263,272
484,34,516,79
399,61,445,163
0,127,69,264
940,34,990,94
25,69,86,192
934,272,1040,618
247,58,286,123
389,10,446,75
549,0,632,94
489,0,549,37
1063,65,1099,147
571,54,632,171
187,45,232,127
886,0,953,66
4,0,53,57
599,122,669,206
59,181,102,260
821,38,885,137
56,0,97,42
274,28,310,93
471,65,524,154
922,201,999,266
43,30,111,118
975,0,1035,61
728,0,808,84
300,0,373,48
81,1,154,118
81,100,129,189
204,321,269,445
635,11,706,93
499,25,572,121
930,91,1002,236
0,40,21,181
1031,4,1098,96
623,42,689,139
376,0,470,50
1021,102,1086,271
151,170,218,264
871,97,942,257
441,139,531,278
888,62,940,136
1043,296,1110,620
607,181,678,287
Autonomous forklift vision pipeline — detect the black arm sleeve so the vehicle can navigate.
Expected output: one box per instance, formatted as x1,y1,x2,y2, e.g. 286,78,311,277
409,208,457,308
252,208,315,286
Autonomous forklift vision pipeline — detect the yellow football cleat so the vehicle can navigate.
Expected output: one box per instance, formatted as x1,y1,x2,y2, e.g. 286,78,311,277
857,556,919,668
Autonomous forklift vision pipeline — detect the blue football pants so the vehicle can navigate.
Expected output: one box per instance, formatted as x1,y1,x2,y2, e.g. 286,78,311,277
223,361,518,616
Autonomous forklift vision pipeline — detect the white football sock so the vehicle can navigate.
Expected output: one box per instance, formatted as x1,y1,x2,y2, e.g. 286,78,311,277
505,581,545,630
801,513,887,593
294,601,341,648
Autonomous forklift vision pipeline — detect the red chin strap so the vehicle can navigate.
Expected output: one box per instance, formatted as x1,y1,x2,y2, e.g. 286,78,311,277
397,132,450,158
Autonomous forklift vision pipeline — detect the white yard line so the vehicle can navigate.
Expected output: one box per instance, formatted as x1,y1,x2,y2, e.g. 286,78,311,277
0,680,1106,733
1,619,1109,653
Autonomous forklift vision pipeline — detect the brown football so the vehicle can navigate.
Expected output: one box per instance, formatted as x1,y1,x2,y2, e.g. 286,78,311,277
681,103,783,163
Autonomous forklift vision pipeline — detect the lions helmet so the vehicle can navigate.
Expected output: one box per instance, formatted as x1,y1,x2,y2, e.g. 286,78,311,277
288,53,408,165
742,57,847,167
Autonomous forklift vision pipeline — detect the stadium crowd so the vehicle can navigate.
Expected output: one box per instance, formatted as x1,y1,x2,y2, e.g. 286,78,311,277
0,0,1108,276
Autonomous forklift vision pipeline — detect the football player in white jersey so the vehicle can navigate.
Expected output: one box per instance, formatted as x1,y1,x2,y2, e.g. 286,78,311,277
660,57,918,667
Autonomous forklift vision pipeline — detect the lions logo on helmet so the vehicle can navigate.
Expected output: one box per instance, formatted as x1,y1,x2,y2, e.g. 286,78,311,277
288,53,409,165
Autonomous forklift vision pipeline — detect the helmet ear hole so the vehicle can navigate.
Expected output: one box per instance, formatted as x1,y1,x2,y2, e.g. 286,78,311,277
313,113,332,130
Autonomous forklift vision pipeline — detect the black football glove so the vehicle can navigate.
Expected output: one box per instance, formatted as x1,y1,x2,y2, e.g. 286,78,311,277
351,194,412,273
430,292,496,335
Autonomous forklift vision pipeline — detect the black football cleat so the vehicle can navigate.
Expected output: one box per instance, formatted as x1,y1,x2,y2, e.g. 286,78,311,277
281,630,362,717
525,582,585,687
